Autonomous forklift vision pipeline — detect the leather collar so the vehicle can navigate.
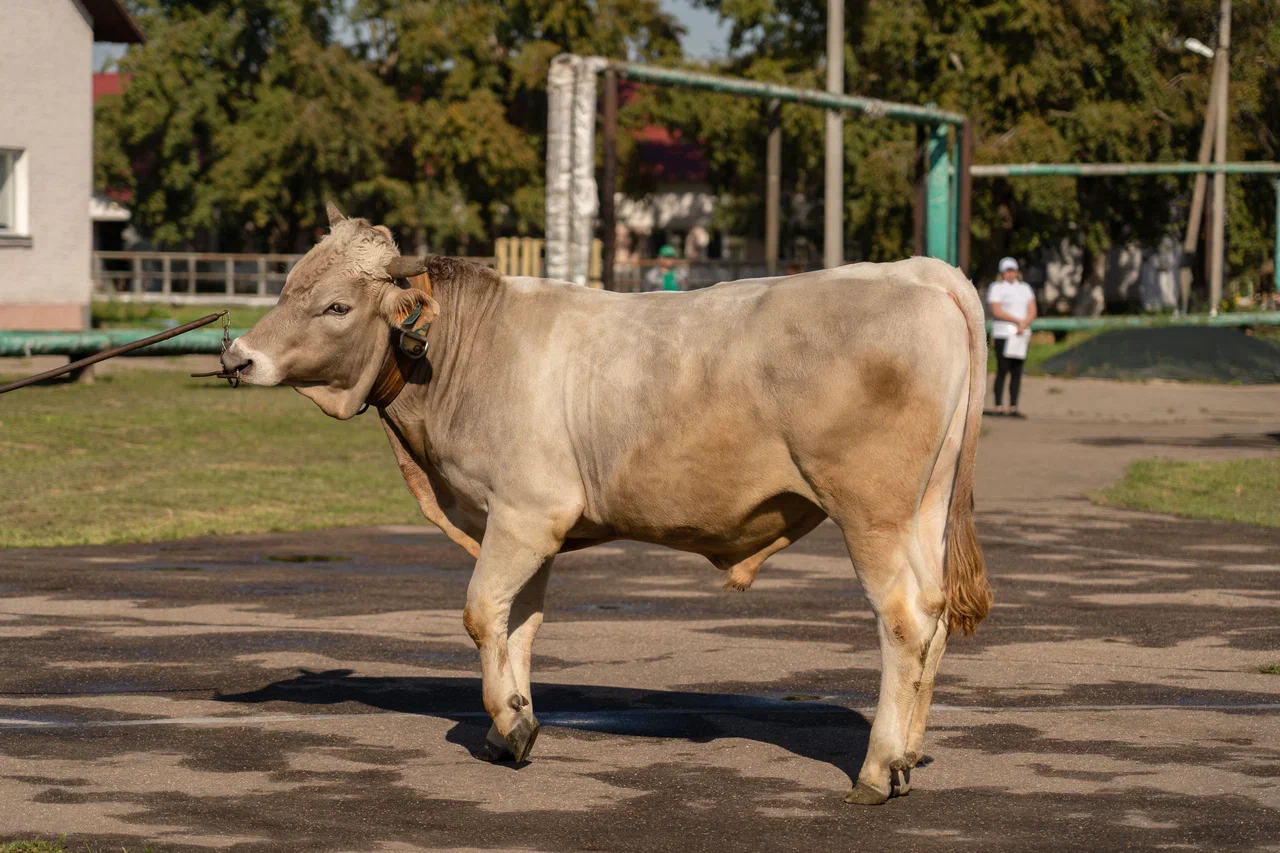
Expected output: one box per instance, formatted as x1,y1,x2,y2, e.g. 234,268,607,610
365,272,433,411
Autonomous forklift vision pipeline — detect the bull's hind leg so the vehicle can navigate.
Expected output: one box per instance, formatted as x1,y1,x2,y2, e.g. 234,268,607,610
903,615,948,775
464,517,559,763
479,559,553,761
840,526,943,805
898,393,965,779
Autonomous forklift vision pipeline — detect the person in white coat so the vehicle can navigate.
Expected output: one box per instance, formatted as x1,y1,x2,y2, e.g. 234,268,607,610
987,257,1037,417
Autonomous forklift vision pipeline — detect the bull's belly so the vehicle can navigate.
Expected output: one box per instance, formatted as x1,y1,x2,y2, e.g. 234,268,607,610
577,486,824,559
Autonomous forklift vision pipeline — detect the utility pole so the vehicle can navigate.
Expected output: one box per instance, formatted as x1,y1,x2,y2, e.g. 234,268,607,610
765,100,781,276
823,0,844,269
601,69,618,291
1208,0,1231,315
1181,82,1217,314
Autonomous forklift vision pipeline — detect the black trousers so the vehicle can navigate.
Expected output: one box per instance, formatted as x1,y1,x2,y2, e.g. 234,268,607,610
993,340,1024,407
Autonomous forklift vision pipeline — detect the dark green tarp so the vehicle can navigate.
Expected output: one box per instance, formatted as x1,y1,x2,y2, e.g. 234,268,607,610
1040,327,1280,384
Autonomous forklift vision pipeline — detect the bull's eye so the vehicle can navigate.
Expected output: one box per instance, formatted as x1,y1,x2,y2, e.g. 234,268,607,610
326,303,350,316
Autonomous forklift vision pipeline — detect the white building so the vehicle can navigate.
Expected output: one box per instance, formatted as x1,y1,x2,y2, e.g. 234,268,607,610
0,0,143,330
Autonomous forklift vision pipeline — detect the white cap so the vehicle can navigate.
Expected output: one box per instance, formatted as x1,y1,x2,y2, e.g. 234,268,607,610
998,257,1019,273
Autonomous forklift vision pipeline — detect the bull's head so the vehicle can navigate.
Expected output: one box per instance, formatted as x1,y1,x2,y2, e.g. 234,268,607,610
220,202,439,419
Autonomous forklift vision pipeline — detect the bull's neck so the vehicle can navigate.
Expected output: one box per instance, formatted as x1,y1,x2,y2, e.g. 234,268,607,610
381,264,505,441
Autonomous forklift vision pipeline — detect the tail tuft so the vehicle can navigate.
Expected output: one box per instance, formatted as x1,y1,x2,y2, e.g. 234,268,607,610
941,267,992,637
944,493,991,636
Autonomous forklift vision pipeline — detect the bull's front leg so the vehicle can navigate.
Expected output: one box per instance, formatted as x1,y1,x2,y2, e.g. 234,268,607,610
463,517,559,763
478,559,553,761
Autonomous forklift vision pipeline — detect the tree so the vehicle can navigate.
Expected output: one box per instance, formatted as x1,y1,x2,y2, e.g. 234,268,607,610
679,0,1280,306
97,0,682,253
96,0,394,251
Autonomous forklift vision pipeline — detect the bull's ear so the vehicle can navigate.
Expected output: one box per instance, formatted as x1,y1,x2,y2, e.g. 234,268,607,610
380,285,439,328
325,200,347,226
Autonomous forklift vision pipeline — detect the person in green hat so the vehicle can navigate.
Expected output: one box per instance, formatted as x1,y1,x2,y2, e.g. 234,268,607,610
644,244,688,292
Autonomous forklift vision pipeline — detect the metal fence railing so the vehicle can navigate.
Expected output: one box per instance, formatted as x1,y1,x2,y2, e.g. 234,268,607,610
613,259,824,292
92,251,496,305
94,251,301,305
93,250,812,304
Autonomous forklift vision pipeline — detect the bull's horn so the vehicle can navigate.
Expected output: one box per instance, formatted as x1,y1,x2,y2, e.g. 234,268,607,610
325,200,347,226
385,256,429,279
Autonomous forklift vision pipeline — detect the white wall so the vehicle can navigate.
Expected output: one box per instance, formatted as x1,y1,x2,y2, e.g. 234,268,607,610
0,0,94,329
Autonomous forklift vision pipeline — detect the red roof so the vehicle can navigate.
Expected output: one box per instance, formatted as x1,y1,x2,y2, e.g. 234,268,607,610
93,73,128,102
634,127,708,183
621,81,709,183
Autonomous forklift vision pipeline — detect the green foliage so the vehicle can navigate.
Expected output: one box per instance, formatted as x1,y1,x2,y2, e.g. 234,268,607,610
97,0,680,253
97,0,1279,286
684,0,1280,282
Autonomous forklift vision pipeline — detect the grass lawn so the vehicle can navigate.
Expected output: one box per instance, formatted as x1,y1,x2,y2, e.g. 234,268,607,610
0,841,152,853
92,301,272,329
1094,457,1280,528
0,369,423,548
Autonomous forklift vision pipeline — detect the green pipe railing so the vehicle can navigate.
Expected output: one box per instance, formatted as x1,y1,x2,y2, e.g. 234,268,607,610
0,328,247,359
971,161,1280,177
3,312,1279,363
985,311,1280,333
609,62,967,126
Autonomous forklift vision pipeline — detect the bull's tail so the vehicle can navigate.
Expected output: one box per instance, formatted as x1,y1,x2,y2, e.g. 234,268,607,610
940,267,992,637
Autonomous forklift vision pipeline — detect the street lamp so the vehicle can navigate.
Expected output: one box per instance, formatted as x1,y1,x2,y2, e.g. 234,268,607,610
1176,37,1215,60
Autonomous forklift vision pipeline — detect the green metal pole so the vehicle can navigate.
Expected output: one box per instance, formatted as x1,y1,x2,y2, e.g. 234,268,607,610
925,125,951,260
949,131,961,265
1275,178,1280,293
971,161,1280,178
611,62,966,126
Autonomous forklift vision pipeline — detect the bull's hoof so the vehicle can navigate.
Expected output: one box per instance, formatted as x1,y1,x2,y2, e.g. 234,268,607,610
476,726,513,762
845,779,891,806
891,767,911,798
503,713,540,763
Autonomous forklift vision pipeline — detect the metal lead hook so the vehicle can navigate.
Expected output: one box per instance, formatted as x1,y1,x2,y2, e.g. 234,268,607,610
190,312,240,387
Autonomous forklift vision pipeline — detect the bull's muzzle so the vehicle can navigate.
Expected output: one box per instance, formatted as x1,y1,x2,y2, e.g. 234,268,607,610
220,346,252,377
219,338,281,386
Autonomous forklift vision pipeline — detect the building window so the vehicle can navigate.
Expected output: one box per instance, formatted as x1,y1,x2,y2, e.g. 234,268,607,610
0,148,30,238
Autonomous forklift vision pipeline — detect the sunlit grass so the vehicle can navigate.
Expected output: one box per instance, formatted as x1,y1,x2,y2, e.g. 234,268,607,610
0,369,422,547
0,840,153,853
1093,457,1280,528
92,301,272,329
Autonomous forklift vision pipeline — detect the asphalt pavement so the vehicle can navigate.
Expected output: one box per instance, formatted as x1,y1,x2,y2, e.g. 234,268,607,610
1,377,1278,852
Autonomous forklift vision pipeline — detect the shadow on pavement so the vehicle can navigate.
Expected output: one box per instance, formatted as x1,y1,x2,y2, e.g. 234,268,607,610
1075,431,1280,449
216,669,871,784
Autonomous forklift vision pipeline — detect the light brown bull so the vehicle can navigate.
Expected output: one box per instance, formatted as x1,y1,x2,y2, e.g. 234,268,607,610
221,203,992,804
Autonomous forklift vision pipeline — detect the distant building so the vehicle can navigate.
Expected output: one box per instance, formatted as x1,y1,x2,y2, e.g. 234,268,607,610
616,122,717,262
614,82,813,268
0,0,143,330
91,72,135,254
